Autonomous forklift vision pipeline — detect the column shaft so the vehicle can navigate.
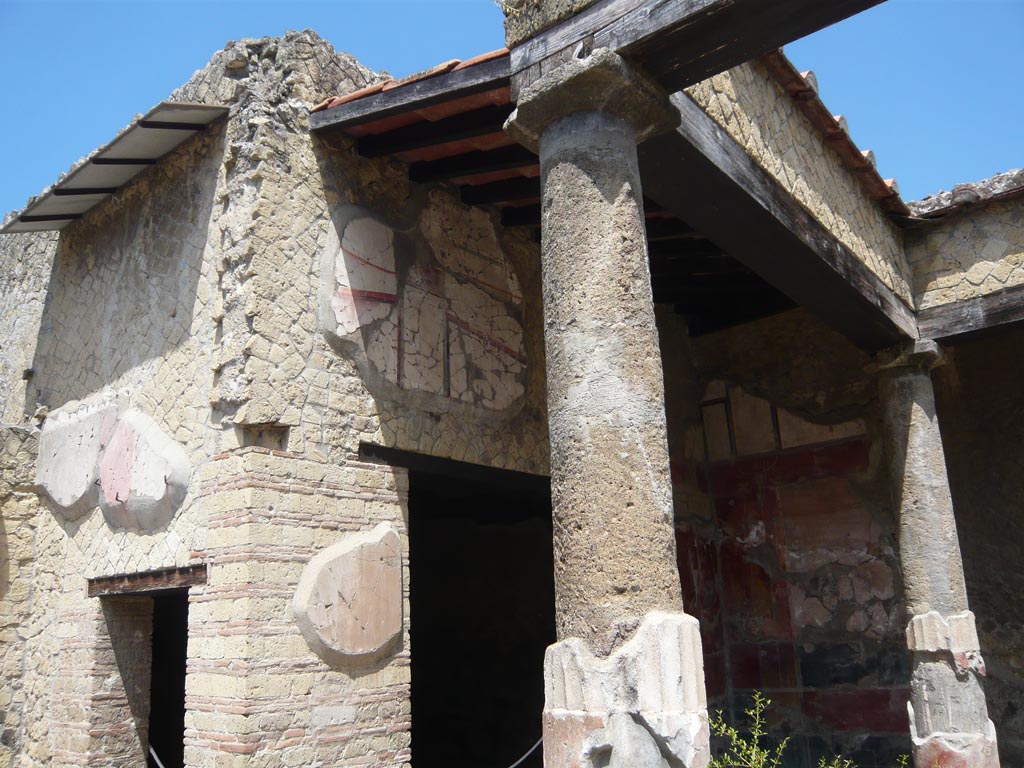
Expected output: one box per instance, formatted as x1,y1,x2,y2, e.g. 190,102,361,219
507,48,710,768
877,341,999,768
540,109,683,652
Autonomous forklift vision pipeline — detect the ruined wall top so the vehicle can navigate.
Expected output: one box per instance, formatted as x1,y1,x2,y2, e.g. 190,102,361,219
172,29,377,111
502,0,601,47
908,167,1024,219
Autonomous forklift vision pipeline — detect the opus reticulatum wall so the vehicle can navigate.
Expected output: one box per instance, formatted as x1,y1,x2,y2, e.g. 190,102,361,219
686,62,914,305
0,31,548,768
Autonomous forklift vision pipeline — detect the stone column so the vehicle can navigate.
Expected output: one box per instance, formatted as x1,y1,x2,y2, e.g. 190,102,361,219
875,340,1000,768
507,49,710,768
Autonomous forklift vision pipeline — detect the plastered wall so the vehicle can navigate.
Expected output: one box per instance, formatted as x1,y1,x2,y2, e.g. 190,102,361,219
661,309,914,767
686,62,913,305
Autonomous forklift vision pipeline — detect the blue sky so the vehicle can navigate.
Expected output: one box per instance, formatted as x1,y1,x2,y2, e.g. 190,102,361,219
0,0,1020,216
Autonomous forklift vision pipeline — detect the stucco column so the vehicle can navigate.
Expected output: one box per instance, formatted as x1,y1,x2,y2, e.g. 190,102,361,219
875,340,1000,768
507,49,710,768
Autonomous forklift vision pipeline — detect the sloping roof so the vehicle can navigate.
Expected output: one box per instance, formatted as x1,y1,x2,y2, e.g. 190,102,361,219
1,102,228,235
311,48,510,114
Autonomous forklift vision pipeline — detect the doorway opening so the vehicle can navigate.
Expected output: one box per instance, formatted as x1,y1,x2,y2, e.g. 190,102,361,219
147,589,189,768
91,567,199,768
408,462,554,768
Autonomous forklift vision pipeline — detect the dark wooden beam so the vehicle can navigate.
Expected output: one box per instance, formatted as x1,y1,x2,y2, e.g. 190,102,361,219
462,177,540,206
88,564,208,597
409,144,537,183
311,55,510,132
511,0,885,96
639,92,916,351
499,205,700,230
501,204,542,227
137,120,207,131
52,187,120,196
19,214,83,223
644,218,700,241
359,442,549,493
91,158,157,166
918,283,1024,342
357,104,515,158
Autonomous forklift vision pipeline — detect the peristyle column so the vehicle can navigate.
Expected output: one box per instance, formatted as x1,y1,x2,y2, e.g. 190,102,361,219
507,49,710,768
876,340,1000,768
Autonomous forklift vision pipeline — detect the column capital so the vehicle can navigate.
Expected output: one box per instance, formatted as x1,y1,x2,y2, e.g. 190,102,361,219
505,48,678,152
868,339,946,376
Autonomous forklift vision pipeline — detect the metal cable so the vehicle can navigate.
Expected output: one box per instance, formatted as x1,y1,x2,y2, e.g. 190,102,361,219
504,736,543,768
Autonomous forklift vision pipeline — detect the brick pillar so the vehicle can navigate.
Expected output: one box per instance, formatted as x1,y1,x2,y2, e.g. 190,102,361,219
875,340,1000,768
507,49,710,768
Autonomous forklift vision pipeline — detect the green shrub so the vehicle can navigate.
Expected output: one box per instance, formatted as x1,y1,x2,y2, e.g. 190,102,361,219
708,691,910,768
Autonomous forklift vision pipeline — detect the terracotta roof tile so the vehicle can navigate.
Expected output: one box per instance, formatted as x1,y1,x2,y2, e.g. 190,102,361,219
312,80,392,113
312,49,511,113
453,48,509,71
381,59,461,91
758,50,910,218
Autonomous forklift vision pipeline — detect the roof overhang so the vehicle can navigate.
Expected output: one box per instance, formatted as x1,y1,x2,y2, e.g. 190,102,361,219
2,102,228,235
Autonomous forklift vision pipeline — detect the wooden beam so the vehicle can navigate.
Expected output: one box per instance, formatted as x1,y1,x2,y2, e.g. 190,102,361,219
409,144,537,183
461,177,540,206
88,564,208,597
644,218,700,241
511,0,885,95
501,204,542,227
359,442,549,493
357,104,515,158
918,283,1024,342
310,55,510,132
501,203,692,229
639,92,916,351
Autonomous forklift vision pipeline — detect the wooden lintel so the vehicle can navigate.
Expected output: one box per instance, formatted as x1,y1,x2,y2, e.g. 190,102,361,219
501,204,542,227
357,104,515,158
359,443,549,492
310,56,511,132
461,177,540,206
409,144,537,183
510,0,885,96
88,564,208,597
639,92,916,351
918,283,1024,342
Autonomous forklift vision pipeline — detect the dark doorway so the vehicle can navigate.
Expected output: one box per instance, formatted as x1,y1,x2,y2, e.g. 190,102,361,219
408,465,555,768
147,590,189,768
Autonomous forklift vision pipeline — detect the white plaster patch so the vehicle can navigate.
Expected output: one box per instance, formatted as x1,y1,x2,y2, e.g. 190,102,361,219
97,410,191,532
320,202,526,412
332,216,397,336
293,523,403,666
36,396,123,517
35,396,191,531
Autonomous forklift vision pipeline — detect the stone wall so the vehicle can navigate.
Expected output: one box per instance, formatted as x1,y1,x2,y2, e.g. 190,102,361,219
0,428,40,766
686,62,913,305
905,197,1024,310
1,30,549,768
662,309,912,767
933,328,1024,766
501,0,599,47
0,233,56,423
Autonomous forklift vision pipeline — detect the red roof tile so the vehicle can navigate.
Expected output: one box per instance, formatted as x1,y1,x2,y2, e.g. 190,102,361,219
453,48,509,71
382,59,462,92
